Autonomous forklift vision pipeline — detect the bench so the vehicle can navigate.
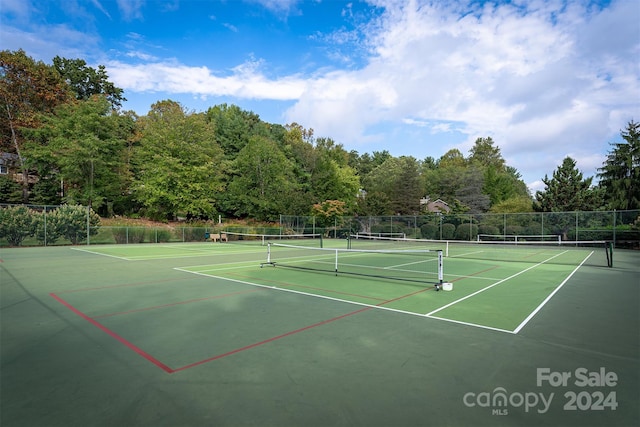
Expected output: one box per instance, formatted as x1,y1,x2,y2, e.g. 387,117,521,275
208,233,228,242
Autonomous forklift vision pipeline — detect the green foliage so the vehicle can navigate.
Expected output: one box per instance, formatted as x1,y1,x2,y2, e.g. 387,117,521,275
24,96,128,212
133,100,226,220
5,51,638,223
420,223,438,239
455,223,478,240
478,224,500,236
312,200,347,228
0,176,22,203
32,209,63,245
52,56,126,108
598,120,640,210
441,223,456,239
226,135,298,221
0,204,99,245
535,157,600,212
1,49,74,203
54,205,100,244
364,156,423,214
490,196,534,213
0,205,36,246
205,103,267,158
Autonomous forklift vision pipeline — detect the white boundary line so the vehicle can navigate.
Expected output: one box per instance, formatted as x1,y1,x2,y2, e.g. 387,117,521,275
512,251,594,334
70,247,132,261
424,250,569,317
173,265,516,334
174,249,595,335
70,245,265,261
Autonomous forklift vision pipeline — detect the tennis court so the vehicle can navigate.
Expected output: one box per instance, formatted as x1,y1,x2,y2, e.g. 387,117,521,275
1,237,638,426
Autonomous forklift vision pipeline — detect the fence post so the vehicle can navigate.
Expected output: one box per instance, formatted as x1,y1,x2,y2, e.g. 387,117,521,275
613,210,616,247
86,205,90,245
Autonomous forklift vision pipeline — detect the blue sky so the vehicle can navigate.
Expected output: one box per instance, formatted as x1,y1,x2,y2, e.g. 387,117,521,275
1,0,639,193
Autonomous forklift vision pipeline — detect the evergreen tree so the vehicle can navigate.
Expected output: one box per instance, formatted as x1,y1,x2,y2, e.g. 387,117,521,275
597,120,640,210
534,157,600,212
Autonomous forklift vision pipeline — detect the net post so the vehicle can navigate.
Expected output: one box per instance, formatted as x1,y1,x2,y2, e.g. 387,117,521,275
260,242,273,268
267,242,271,264
438,250,444,285
334,249,338,276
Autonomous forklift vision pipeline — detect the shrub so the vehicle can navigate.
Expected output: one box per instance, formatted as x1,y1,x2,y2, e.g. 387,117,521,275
420,223,438,239
0,205,36,246
441,223,456,239
478,225,499,236
33,209,64,245
55,205,100,244
455,223,478,240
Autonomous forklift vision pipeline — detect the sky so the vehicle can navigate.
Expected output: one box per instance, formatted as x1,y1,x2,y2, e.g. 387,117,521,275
1,0,639,193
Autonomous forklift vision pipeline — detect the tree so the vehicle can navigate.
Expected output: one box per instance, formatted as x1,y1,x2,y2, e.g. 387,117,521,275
0,175,22,203
597,120,640,210
468,137,530,206
205,104,267,158
53,56,126,109
310,137,360,210
424,149,467,209
25,96,127,213
279,127,359,215
535,157,600,212
364,156,423,214
484,166,531,205
468,137,505,170
133,100,226,220
456,166,491,213
312,199,347,229
490,196,534,213
0,49,73,202
226,135,298,221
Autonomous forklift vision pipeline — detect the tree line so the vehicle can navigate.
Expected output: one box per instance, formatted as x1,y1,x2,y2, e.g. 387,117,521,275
1,49,639,222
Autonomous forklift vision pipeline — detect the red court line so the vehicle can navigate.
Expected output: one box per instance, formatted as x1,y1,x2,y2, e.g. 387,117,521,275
451,265,500,282
376,286,433,306
93,288,263,318
50,293,175,373
52,290,374,374
172,306,372,373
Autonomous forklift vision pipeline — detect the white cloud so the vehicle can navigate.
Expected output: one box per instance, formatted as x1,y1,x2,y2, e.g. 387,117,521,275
281,0,639,183
2,0,637,186
105,59,307,100
116,0,144,21
248,0,301,15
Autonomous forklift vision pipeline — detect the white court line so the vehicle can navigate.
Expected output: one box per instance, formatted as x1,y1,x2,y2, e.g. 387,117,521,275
173,265,516,334
71,245,265,261
175,249,593,335
70,247,132,261
512,251,594,334
424,250,570,317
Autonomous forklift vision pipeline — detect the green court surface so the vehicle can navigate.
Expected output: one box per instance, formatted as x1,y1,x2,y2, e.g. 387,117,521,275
1,240,638,427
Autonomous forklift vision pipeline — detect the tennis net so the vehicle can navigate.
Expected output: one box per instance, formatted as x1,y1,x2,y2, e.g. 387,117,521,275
348,234,613,267
224,231,323,247
261,242,444,285
477,234,562,243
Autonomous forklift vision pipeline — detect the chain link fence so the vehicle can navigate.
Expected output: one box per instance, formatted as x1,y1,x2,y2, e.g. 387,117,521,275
2,203,638,248
280,210,640,249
